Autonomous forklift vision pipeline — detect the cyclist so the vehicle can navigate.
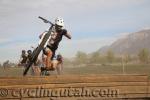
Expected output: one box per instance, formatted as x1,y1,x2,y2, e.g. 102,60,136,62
40,17,71,71
18,50,27,66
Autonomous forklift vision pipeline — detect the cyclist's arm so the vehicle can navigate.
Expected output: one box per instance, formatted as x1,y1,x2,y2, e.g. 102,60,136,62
64,33,71,39
63,29,71,39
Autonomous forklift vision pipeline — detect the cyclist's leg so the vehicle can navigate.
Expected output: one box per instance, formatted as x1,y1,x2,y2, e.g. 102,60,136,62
42,46,57,70
42,47,53,69
45,48,53,69
49,48,56,70
42,53,47,67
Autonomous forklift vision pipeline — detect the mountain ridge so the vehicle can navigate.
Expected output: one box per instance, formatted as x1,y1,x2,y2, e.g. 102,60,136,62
99,29,150,55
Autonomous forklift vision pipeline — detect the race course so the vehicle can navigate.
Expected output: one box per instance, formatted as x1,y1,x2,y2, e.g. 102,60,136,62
0,74,150,100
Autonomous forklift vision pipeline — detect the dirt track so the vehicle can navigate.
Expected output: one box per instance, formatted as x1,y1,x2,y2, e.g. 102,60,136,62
0,74,150,100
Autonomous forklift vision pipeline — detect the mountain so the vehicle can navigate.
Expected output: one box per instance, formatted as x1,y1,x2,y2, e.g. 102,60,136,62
99,29,150,55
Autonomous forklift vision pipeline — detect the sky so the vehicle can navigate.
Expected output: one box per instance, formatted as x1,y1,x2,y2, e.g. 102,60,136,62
0,0,150,63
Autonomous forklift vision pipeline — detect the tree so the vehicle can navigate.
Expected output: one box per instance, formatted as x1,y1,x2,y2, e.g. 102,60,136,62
75,51,88,64
106,50,115,63
138,48,149,63
3,60,10,69
124,54,131,64
90,51,100,63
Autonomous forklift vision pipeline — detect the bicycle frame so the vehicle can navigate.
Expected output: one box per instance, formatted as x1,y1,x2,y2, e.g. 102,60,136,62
23,16,55,76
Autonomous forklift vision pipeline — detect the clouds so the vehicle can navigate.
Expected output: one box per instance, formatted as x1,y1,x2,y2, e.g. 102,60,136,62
0,39,37,63
0,38,12,44
0,0,150,62
48,36,116,58
1,0,149,19
0,36,116,62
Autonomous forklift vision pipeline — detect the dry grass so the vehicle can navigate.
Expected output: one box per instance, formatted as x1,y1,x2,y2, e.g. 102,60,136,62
0,63,150,77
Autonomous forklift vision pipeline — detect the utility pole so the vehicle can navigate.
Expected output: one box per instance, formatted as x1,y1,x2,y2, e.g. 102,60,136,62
122,55,125,74
120,45,125,74
144,33,146,49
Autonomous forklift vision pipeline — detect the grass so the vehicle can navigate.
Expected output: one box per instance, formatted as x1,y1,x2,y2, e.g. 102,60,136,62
63,63,150,75
0,67,24,76
0,63,149,76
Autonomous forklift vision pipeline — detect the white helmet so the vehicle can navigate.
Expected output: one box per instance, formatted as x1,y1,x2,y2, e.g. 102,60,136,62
55,17,64,27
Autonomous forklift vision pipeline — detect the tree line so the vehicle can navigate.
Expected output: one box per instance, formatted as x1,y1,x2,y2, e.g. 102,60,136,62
0,48,149,68
64,48,150,65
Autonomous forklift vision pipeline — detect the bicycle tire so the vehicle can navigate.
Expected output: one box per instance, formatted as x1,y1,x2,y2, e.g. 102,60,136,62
23,26,53,76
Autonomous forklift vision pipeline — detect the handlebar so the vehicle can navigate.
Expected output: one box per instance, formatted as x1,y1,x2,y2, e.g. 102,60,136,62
38,16,54,26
